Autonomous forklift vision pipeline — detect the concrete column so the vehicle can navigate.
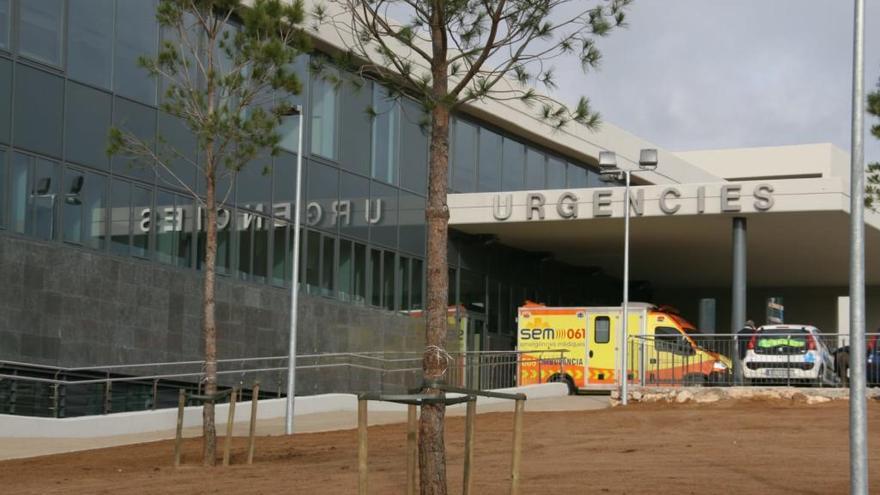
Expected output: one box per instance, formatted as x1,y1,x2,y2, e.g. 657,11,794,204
731,217,747,383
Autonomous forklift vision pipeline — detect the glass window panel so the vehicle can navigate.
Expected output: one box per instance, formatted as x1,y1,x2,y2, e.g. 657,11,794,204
587,167,605,187
501,139,525,191
252,216,268,282
337,239,352,300
110,179,131,255
338,79,371,174
0,0,9,49
370,181,397,249
236,155,272,207
460,269,485,313
0,148,5,228
31,158,58,240
399,98,427,195
353,242,366,303
448,267,457,306
547,156,566,189
84,171,107,250
371,85,398,184
321,235,334,295
309,68,338,159
478,129,502,192
411,259,423,311
489,280,499,333
370,248,381,306
10,153,28,233
305,229,321,292
0,58,10,144
157,112,197,191
65,82,112,169
156,191,177,265
383,251,395,310
273,150,298,208
339,171,369,241
526,148,546,189
451,120,477,193
62,169,85,243
567,162,588,188
398,256,410,311
14,65,63,158
19,0,64,66
68,0,114,89
131,186,152,258
272,223,289,286
398,191,425,256
113,97,157,180
278,55,308,152
305,160,338,232
115,0,158,104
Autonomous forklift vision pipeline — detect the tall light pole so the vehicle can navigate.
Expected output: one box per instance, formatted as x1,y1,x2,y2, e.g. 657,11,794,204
599,149,658,407
848,0,867,492
284,104,304,435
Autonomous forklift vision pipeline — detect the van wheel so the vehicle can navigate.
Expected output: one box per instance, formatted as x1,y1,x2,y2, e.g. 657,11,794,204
549,374,577,395
683,374,707,387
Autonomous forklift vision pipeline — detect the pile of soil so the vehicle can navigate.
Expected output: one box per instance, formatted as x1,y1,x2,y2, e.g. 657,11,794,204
2,400,879,494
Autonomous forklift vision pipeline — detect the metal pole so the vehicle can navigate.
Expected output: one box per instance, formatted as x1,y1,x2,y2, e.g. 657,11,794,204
285,107,305,435
620,170,630,406
848,0,868,492
731,217,747,384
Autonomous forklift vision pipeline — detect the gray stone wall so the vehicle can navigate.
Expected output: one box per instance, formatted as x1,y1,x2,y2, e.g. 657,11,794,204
0,234,433,395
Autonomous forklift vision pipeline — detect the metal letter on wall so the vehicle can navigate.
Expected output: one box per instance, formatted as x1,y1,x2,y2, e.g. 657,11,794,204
306,202,323,227
721,185,742,212
629,188,644,216
753,183,775,211
556,192,579,219
527,193,546,220
331,200,351,226
492,194,513,221
659,187,681,214
592,190,613,217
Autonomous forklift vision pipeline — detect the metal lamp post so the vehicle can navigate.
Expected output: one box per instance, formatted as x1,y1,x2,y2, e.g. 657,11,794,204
599,149,658,407
284,104,304,435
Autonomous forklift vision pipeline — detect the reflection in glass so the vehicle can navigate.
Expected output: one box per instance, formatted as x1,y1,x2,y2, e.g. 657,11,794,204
567,163,588,188
177,195,194,267
339,79,371,175
398,256,410,311
14,65,63,158
66,82,112,169
0,59,10,144
305,230,320,293
113,97,157,180
253,216,268,282
110,179,130,255
547,156,566,189
339,172,369,241
0,148,5,229
131,186,152,258
68,0,114,89
305,160,339,232
338,239,352,301
370,248,381,306
10,153,28,233
372,85,398,184
478,129,502,192
310,70,337,159
0,0,9,49
156,191,177,265
370,181,397,249
272,223,289,286
398,191,425,256
278,56,308,152
354,242,366,303
19,0,63,66
321,235,334,296
62,169,86,244
32,158,58,240
399,98,428,194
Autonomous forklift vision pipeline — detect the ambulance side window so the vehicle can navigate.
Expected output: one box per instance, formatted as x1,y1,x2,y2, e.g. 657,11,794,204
595,316,610,343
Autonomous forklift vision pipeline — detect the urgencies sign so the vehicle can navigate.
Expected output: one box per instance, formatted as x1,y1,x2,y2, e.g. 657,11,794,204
491,183,775,221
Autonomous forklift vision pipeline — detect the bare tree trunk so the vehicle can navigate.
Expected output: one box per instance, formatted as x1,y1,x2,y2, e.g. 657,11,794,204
420,3,450,492
202,161,218,466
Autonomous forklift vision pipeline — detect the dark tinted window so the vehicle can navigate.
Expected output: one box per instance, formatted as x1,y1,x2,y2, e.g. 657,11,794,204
525,148,545,189
278,56,308,152
115,0,158,104
0,58,9,144
62,168,106,249
338,78,370,174
19,0,64,66
14,65,63,158
65,82,112,169
236,155,271,206
398,191,425,256
0,147,5,228
478,128,502,192
398,98,427,194
370,181,397,248
110,178,131,255
451,119,477,192
547,156,566,189
502,139,525,191
339,171,369,241
131,185,152,258
567,163,588,188
305,160,338,232
273,151,297,207
0,0,9,49
383,250,395,310
411,258,423,310
310,68,338,159
113,97,157,180
371,85,397,184
157,112,197,190
68,0,114,89
595,316,610,344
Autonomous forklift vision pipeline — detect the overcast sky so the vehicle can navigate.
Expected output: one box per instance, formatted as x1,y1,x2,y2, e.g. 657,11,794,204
555,0,880,164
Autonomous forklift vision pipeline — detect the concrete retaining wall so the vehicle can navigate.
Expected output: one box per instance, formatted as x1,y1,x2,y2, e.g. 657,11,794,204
612,386,880,406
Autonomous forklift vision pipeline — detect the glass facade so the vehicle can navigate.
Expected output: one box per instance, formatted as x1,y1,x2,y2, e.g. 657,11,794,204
0,2,615,338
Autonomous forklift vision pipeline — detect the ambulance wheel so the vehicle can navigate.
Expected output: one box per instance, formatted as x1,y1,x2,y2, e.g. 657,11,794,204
549,374,577,395
683,374,707,387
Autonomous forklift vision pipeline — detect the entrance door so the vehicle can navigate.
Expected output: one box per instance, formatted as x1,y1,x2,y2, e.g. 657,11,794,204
586,313,617,386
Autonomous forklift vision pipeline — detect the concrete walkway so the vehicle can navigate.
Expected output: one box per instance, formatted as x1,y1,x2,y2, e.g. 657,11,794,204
0,395,608,461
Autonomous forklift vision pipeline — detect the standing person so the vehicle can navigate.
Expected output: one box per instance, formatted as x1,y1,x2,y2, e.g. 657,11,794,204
737,320,757,360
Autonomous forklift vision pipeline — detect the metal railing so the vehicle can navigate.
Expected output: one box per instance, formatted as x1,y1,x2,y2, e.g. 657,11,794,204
0,349,565,418
624,331,873,388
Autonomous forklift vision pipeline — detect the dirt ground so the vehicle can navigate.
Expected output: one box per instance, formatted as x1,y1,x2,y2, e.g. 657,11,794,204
3,399,880,494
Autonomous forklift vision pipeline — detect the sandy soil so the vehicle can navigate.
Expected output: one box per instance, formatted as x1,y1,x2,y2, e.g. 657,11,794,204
2,399,879,494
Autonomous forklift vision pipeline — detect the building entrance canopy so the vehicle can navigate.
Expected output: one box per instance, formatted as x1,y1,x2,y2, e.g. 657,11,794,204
449,178,880,289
